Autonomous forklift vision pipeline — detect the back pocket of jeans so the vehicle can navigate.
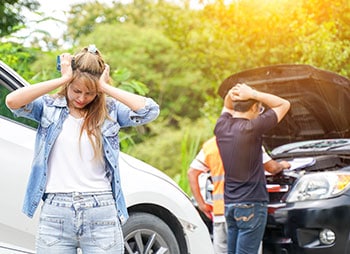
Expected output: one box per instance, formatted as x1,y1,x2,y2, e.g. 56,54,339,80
234,204,255,229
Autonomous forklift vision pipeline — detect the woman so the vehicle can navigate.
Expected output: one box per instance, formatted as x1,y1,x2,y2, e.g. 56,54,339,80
5,45,160,253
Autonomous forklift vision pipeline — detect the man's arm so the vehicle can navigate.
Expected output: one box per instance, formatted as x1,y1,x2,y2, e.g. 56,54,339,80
231,83,290,123
264,160,291,175
221,87,235,115
187,167,213,219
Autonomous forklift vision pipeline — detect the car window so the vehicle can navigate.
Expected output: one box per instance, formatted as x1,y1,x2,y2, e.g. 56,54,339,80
0,85,37,128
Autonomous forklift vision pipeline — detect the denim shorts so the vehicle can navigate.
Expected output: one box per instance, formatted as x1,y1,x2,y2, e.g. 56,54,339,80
36,192,124,254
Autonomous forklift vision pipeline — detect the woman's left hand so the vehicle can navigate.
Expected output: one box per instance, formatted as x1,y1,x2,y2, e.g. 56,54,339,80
99,64,110,90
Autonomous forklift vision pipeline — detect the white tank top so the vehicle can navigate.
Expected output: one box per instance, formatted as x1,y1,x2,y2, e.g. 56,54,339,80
46,114,111,193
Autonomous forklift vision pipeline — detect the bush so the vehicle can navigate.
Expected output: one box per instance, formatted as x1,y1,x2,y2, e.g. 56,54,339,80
127,118,215,193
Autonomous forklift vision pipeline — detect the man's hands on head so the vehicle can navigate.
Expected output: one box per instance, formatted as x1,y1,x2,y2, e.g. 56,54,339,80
230,83,256,101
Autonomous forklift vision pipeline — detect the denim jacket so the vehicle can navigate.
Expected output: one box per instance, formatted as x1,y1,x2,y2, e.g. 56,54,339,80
11,94,160,224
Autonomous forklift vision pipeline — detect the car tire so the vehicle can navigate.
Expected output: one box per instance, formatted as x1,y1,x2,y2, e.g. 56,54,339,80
123,212,180,254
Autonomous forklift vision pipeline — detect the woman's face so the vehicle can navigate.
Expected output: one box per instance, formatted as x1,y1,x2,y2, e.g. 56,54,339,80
67,80,97,109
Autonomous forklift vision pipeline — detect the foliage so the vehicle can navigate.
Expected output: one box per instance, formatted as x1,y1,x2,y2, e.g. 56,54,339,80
110,67,153,150
66,1,112,45
128,118,214,179
64,0,350,125
159,0,350,82
112,68,149,95
0,42,40,128
0,42,38,79
176,130,202,195
0,0,39,37
76,22,208,121
3,0,350,188
120,0,350,183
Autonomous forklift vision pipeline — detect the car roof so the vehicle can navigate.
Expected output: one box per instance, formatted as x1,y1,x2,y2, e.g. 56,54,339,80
218,64,350,150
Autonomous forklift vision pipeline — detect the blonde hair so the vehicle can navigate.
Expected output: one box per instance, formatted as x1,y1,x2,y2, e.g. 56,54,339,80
57,46,109,162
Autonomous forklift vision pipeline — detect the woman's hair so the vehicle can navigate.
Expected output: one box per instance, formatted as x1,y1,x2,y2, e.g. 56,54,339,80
57,46,109,162
73,46,106,77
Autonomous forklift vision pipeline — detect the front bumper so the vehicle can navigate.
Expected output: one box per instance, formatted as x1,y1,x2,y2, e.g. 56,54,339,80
264,194,350,254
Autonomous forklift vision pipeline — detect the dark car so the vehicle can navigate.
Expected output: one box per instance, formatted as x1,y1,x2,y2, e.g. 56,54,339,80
217,64,350,254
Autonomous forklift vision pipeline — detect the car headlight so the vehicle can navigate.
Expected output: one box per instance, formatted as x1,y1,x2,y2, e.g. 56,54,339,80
286,172,350,202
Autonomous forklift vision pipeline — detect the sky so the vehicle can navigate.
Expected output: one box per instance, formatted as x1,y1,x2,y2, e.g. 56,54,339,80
21,0,113,49
37,0,78,12
21,0,203,49
30,0,87,32
35,0,113,18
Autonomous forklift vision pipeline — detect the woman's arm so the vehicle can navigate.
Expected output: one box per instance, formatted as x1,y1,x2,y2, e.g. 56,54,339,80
6,54,73,110
99,64,146,111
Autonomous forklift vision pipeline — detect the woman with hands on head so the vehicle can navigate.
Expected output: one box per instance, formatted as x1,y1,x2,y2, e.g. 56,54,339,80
5,45,160,254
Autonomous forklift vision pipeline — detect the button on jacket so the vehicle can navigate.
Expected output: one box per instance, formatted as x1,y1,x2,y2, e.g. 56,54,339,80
11,94,160,224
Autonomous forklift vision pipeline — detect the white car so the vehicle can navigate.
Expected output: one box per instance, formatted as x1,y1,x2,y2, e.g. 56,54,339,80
0,60,214,254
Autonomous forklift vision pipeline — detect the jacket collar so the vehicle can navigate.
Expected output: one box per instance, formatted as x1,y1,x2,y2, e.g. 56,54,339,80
51,95,68,108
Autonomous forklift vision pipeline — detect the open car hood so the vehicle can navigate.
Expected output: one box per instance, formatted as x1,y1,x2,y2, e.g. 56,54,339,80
218,64,350,151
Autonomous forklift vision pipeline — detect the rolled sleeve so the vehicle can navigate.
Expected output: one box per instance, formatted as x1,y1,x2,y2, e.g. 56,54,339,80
129,98,160,124
10,99,43,122
189,150,209,172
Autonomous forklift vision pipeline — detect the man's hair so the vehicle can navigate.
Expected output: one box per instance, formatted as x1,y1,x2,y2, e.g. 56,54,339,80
233,99,258,112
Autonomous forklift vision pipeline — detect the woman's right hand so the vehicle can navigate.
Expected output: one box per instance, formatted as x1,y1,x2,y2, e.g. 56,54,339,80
59,53,74,82
5,53,75,110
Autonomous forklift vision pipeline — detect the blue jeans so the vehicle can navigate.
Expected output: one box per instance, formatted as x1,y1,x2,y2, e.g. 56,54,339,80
36,192,124,254
225,202,267,254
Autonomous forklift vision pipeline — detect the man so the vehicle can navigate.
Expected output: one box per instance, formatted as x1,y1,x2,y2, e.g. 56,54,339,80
214,83,290,254
188,136,290,254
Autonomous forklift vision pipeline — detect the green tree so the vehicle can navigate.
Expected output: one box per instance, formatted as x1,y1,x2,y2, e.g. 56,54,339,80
0,42,38,79
0,0,39,37
75,21,208,122
126,0,350,178
4,0,350,185
0,42,40,128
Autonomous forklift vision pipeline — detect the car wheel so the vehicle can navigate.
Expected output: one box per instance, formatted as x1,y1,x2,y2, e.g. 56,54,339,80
123,212,180,254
